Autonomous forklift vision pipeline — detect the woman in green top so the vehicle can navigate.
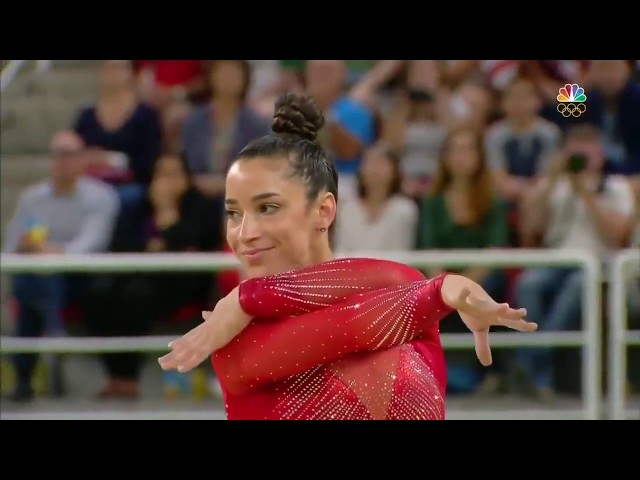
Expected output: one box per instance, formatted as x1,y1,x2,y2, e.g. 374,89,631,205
417,126,510,394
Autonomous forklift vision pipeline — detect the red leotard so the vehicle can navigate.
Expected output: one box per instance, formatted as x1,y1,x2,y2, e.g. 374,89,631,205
211,258,454,420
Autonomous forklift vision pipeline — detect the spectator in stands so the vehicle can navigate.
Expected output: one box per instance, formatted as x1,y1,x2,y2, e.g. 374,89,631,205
305,60,378,200
250,61,305,120
135,60,208,151
73,60,163,214
334,142,418,253
181,60,270,202
439,60,520,92
485,77,562,245
348,60,407,113
441,81,495,133
2,130,120,402
516,123,636,400
581,60,640,200
486,77,562,202
383,62,448,198
416,127,510,395
84,152,222,399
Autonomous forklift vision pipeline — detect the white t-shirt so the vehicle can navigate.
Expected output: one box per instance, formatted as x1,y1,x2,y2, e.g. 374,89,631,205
544,175,636,259
335,195,418,253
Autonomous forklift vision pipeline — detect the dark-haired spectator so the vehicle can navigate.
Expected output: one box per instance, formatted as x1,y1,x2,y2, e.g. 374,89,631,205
334,142,418,252
181,60,270,202
383,61,447,198
417,127,510,394
73,60,163,214
84,152,222,399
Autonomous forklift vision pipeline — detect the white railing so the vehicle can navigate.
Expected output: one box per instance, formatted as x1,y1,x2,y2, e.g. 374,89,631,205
608,248,640,420
0,249,603,420
1,60,52,93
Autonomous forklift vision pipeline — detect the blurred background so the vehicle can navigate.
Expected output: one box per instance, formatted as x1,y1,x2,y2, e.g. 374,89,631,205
1,59,639,420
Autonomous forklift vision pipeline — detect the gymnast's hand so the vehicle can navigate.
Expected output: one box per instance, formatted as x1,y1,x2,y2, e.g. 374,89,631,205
441,274,537,367
158,287,251,373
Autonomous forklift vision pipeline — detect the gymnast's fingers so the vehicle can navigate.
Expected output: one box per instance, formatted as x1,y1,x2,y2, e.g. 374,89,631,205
458,292,504,319
164,338,197,368
498,317,538,332
473,330,492,366
181,324,205,343
468,296,511,316
190,326,217,355
158,350,180,370
178,350,210,373
495,305,527,320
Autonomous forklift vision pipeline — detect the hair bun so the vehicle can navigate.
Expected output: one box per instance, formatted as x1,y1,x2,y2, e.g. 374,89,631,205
272,93,325,142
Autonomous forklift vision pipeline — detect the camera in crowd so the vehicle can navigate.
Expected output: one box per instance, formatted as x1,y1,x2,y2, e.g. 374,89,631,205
565,152,588,173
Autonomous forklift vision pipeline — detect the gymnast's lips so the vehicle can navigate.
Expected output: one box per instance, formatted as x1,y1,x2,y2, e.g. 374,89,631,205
241,247,275,262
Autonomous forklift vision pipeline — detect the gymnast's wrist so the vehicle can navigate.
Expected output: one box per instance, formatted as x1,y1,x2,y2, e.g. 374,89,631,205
206,288,252,343
439,273,467,309
440,273,493,309
225,286,252,323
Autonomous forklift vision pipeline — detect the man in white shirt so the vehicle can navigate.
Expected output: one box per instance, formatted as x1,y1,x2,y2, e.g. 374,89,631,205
516,123,636,398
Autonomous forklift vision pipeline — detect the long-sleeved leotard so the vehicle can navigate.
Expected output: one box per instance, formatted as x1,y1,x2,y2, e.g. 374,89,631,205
212,258,455,420
237,257,427,317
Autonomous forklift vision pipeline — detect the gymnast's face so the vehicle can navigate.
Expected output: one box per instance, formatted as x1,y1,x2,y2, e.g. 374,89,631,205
225,156,333,278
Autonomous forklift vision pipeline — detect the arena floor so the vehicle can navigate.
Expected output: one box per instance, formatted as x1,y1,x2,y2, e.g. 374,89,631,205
6,396,639,420
2,356,638,420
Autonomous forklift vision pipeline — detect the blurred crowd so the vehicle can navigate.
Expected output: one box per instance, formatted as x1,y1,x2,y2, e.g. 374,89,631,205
3,60,640,403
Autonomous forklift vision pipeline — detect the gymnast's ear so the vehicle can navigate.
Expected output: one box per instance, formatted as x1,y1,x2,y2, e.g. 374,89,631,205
315,191,336,231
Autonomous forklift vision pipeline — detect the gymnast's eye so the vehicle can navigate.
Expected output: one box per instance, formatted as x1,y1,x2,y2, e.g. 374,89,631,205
259,204,280,215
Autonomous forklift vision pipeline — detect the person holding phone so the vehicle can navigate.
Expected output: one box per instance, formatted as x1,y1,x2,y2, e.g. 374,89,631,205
515,123,635,400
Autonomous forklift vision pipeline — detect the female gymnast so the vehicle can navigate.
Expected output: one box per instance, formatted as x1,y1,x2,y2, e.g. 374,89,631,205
159,93,537,420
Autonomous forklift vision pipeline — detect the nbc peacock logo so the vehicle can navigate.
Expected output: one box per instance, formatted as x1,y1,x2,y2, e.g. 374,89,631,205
556,83,587,118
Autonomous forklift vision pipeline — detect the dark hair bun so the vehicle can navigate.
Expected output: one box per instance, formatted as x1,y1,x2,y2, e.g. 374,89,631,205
272,93,325,142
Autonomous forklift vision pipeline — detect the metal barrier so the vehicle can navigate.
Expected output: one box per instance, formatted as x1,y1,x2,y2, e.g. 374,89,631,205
0,248,603,419
607,248,640,420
